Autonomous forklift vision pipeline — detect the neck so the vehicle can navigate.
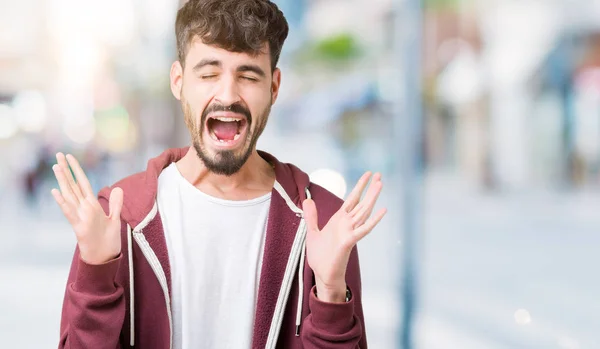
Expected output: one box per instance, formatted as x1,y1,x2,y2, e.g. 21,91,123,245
176,146,275,200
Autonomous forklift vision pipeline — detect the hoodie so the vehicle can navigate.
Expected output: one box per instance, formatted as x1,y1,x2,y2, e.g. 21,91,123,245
58,147,367,348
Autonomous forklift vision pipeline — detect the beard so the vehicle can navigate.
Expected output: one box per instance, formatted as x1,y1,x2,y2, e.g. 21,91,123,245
182,95,271,176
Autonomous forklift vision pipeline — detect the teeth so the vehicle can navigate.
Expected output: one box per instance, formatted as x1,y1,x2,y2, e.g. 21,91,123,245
215,117,241,122
233,133,240,141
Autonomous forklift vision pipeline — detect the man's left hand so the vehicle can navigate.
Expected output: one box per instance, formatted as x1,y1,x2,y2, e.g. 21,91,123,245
303,172,387,303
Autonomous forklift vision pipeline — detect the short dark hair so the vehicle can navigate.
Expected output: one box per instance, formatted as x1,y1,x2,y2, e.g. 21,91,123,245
176,0,289,72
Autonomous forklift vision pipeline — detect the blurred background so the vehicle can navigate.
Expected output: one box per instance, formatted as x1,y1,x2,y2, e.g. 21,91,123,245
1,0,599,348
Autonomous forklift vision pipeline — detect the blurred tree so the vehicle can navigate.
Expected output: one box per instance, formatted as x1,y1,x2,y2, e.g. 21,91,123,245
313,33,361,61
291,33,363,72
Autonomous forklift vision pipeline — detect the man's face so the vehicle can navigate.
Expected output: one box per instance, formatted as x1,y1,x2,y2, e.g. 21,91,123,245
170,39,281,176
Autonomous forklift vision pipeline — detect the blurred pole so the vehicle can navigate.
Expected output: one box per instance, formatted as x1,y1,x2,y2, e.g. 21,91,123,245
393,0,423,348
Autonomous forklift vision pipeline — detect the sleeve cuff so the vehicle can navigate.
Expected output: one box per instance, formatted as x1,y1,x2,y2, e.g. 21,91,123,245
308,285,356,334
73,253,122,295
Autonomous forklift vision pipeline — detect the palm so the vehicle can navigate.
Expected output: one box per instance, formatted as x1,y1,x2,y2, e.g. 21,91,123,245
51,153,123,265
303,172,386,293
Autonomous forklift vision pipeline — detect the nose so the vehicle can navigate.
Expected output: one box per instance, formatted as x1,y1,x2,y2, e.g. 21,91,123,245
213,74,241,107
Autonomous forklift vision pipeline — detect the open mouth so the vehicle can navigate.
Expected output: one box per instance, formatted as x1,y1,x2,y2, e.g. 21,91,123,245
206,114,248,145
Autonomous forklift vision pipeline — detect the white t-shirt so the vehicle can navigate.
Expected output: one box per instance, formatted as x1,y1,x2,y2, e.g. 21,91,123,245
157,163,271,349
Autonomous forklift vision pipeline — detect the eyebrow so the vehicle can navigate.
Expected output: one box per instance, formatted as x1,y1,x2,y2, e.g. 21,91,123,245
237,64,266,78
192,59,266,78
192,59,221,72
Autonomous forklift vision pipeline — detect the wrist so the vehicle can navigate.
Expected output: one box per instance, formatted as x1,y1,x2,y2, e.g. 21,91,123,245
315,282,347,303
80,247,119,265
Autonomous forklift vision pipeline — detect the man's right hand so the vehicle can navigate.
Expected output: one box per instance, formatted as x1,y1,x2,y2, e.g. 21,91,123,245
51,153,123,265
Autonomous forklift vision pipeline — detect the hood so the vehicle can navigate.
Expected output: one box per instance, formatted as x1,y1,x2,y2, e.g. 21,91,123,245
98,147,312,229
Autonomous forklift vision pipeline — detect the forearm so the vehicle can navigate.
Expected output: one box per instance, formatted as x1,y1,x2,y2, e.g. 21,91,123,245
59,251,126,349
300,286,363,348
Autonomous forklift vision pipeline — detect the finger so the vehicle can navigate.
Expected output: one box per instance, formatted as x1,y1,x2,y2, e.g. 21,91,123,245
52,164,78,205
352,207,387,243
302,199,319,232
66,154,95,199
341,171,372,213
56,153,82,203
51,188,79,225
57,153,83,202
351,177,383,227
350,173,382,215
109,187,124,221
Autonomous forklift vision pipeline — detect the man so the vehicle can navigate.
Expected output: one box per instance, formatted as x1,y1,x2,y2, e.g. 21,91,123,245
53,0,386,348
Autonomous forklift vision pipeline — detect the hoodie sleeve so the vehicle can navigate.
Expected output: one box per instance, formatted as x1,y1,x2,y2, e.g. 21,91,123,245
58,196,127,349
301,246,367,348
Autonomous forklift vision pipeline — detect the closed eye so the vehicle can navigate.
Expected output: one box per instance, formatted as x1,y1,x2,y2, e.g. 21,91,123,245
201,74,218,80
241,76,259,82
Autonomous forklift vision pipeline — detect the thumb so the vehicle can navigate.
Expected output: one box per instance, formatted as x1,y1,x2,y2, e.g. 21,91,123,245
302,199,319,232
109,187,124,221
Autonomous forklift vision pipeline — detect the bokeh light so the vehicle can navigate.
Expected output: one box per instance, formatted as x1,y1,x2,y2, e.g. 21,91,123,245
514,309,532,325
309,168,348,199
13,91,48,133
0,104,18,139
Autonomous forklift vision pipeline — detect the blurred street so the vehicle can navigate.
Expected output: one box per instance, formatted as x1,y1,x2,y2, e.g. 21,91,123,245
1,167,598,348
418,175,600,349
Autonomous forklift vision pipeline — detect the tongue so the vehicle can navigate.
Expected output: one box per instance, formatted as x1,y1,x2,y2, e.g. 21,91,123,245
212,120,238,141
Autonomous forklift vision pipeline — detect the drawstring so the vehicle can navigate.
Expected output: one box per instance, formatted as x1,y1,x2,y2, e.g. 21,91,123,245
295,240,306,336
127,224,135,347
295,186,312,336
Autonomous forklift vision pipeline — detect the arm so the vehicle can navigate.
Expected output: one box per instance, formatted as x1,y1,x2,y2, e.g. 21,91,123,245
302,172,386,348
51,153,127,348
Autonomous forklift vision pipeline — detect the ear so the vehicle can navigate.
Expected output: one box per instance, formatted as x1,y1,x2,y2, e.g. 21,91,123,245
271,68,282,105
170,61,184,100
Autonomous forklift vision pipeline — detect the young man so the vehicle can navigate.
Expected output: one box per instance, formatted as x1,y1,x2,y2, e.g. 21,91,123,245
53,1,386,348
